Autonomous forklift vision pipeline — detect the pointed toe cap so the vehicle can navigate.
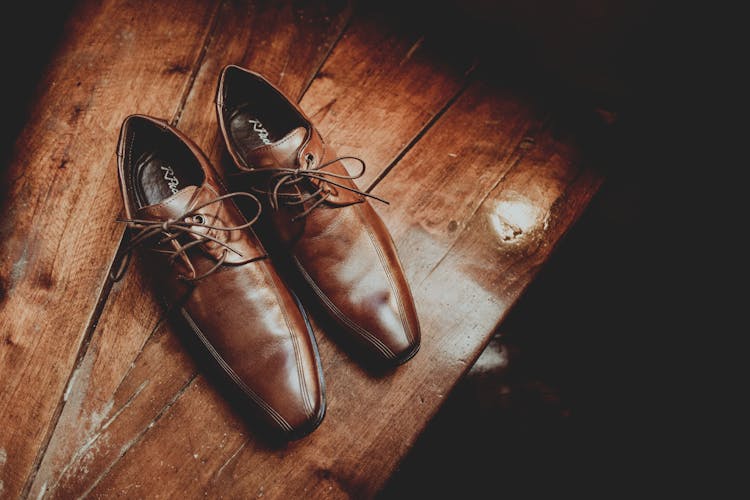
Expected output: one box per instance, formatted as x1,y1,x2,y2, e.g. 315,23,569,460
358,285,421,365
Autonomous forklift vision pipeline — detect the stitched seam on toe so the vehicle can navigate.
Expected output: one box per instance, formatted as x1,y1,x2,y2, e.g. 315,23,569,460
356,204,414,344
180,309,293,432
293,257,395,359
259,263,313,417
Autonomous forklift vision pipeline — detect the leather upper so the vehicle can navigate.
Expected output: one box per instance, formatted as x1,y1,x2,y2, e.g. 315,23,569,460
216,66,421,364
116,115,325,437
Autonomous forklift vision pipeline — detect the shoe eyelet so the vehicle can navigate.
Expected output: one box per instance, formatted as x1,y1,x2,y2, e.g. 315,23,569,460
193,214,205,224
305,152,315,165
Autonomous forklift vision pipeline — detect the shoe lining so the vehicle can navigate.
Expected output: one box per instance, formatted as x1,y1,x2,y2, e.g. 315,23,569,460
127,119,204,207
228,102,293,160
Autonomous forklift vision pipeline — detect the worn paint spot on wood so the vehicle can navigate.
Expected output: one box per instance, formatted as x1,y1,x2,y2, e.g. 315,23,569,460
8,244,29,293
488,197,546,242
0,447,6,496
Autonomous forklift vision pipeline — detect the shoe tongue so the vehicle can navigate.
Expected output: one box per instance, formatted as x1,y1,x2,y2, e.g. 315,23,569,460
136,185,202,221
241,126,307,170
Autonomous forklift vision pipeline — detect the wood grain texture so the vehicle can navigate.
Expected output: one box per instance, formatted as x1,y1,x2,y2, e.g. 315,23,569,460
34,327,199,499
299,3,475,187
371,83,541,285
24,1,353,498
0,1,605,497
0,0,219,497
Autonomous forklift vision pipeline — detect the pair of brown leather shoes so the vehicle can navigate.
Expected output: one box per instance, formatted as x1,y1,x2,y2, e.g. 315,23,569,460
115,65,420,438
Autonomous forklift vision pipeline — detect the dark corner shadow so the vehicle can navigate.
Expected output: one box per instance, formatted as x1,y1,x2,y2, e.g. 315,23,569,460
0,1,78,208
0,1,78,159
347,0,672,200
365,1,681,496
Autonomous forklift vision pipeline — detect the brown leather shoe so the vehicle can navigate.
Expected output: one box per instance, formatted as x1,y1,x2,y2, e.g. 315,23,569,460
215,66,420,365
116,115,325,438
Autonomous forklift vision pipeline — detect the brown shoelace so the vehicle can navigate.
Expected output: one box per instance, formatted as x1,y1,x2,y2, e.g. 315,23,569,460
111,191,262,282
236,155,388,221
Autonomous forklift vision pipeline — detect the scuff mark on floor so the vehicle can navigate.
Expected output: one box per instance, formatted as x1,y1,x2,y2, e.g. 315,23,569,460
214,442,246,481
29,351,100,498
42,380,149,498
8,243,29,294
400,35,425,66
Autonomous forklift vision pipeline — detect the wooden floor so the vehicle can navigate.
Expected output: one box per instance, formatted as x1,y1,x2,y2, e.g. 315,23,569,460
0,1,603,498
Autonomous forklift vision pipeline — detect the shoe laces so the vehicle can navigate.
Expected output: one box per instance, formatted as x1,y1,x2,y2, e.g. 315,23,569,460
111,191,262,282
236,154,388,221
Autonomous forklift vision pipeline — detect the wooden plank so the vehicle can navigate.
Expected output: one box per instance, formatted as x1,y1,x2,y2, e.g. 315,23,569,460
371,84,542,286
0,0,220,497
298,3,476,187
26,1,354,498
58,8,476,498
81,76,577,496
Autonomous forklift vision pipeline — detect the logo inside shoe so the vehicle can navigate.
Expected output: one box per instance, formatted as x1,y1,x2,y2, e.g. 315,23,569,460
160,165,180,194
248,119,272,145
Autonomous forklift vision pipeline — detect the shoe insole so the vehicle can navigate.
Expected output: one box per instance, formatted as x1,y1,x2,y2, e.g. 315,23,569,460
135,152,188,206
228,105,289,159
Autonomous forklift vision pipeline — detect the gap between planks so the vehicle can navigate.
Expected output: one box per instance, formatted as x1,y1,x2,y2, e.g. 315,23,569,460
365,63,477,193
170,0,226,127
75,374,198,500
295,12,355,104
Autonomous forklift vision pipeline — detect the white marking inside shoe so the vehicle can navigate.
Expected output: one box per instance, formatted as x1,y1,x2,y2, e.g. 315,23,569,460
160,164,180,194
248,118,272,145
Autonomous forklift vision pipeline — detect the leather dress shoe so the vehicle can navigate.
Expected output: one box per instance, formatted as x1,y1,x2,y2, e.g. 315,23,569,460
115,114,325,438
215,66,420,365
